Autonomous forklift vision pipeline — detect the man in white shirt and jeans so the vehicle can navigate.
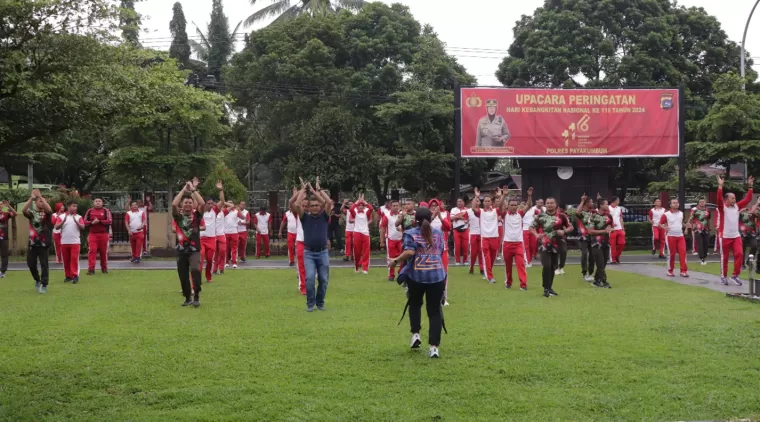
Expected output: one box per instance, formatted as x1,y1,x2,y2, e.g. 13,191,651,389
717,174,754,285
659,199,689,277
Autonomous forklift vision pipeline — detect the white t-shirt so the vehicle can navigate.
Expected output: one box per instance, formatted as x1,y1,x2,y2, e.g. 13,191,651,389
215,208,227,237
285,211,298,234
254,212,271,235
430,211,449,232
60,213,84,245
523,206,543,230
721,205,741,239
380,206,392,219
238,209,249,233
661,210,684,237
467,209,480,235
479,208,500,239
126,210,145,233
502,211,524,242
52,211,66,234
351,207,372,236
224,209,239,235
201,209,217,238
382,214,403,241
345,209,354,232
609,205,623,230
451,207,467,229
296,216,304,242
649,207,665,228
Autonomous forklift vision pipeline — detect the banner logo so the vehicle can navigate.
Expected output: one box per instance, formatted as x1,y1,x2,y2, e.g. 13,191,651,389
660,93,674,110
465,94,482,108
561,115,591,146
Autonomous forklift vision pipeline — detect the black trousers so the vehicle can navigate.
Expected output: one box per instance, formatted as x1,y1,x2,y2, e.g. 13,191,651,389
177,252,201,299
695,231,710,260
407,280,445,346
0,238,9,273
743,235,758,264
580,239,595,276
328,225,343,250
27,246,49,286
591,243,610,283
558,239,568,269
540,250,559,289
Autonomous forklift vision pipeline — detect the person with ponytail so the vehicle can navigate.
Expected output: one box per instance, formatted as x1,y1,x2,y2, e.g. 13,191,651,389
390,207,447,359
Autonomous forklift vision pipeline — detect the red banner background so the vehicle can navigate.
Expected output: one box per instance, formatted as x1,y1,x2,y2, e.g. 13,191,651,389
460,88,680,158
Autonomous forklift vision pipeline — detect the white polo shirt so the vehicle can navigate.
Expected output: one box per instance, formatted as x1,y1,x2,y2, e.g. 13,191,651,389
60,213,84,245
503,211,524,242
661,210,684,237
201,209,217,238
254,212,270,235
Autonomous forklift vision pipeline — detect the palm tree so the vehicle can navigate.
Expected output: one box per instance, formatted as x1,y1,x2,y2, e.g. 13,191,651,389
188,20,241,78
244,0,366,27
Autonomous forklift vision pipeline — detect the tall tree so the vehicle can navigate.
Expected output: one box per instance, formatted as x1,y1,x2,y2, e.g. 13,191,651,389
120,0,141,46
169,2,191,68
190,0,241,80
244,0,366,27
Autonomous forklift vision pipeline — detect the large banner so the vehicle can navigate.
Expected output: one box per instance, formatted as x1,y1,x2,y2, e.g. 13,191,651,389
460,88,680,158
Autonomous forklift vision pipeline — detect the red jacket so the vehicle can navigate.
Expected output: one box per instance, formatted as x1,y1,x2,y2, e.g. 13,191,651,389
84,207,112,234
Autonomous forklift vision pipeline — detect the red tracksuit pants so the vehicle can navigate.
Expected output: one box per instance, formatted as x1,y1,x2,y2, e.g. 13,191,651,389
720,236,743,277
453,230,469,263
61,244,80,279
238,232,248,260
53,233,62,263
214,236,227,272
469,234,483,272
200,237,216,281
296,241,306,294
130,231,145,260
503,241,527,288
523,230,537,262
256,234,270,257
652,227,665,255
226,233,239,265
87,232,109,271
353,232,370,272
610,230,626,262
345,230,353,258
287,232,297,264
481,237,500,280
387,239,403,278
666,235,687,273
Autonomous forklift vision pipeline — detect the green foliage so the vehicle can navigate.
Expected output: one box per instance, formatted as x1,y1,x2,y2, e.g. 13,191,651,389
624,222,653,238
191,0,241,80
119,0,141,46
244,0,367,27
169,2,191,68
201,163,247,203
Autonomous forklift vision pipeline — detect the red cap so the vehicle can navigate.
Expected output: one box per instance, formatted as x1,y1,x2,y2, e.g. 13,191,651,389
55,202,64,212
428,198,441,208
419,201,429,208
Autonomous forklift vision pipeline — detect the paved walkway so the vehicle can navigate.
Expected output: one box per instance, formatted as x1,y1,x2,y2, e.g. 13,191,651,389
612,264,748,295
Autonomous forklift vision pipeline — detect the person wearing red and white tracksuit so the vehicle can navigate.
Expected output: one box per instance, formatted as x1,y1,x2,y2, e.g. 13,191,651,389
380,200,403,281
237,202,251,262
279,209,298,266
608,197,626,264
224,202,242,268
499,190,533,289
350,195,373,274
51,203,65,264
648,198,666,259
450,198,469,266
342,200,354,262
522,202,542,267
378,201,392,263
471,187,503,283
660,199,689,277
429,199,452,305
253,207,271,258
716,174,755,285
125,200,147,263
199,198,218,283
467,197,483,276
56,201,85,284
286,190,308,295
213,189,229,275
83,198,112,275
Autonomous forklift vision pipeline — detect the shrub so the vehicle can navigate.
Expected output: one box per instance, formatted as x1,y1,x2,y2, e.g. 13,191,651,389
201,163,247,204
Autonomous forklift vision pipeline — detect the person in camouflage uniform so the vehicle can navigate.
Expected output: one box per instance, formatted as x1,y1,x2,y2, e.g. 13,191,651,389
576,194,596,282
21,190,53,293
587,198,614,288
740,198,760,267
171,178,207,308
688,199,712,265
530,198,573,297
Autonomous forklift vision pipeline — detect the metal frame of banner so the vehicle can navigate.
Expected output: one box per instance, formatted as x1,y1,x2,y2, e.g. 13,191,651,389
452,85,686,211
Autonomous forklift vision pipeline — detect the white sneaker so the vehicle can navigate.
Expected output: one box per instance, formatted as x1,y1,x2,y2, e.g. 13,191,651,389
526,262,532,268
0,272,5,279
455,262,461,266
354,269,359,273
232,264,238,269
692,251,698,255
225,264,229,268
443,300,449,307
554,269,560,275
559,268,565,275
496,256,503,261
429,346,440,358
362,270,368,275
410,333,421,349
700,260,707,266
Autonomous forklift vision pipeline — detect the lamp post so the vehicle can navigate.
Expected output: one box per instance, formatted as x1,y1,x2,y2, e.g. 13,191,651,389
741,0,760,90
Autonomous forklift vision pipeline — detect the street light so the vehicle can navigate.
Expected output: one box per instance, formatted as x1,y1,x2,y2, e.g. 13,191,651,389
741,0,760,90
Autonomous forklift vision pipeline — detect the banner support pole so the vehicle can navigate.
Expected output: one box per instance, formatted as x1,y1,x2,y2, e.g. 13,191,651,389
678,85,686,211
453,83,462,203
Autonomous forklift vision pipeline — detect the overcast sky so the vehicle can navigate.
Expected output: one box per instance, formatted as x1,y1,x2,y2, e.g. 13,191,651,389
137,0,760,86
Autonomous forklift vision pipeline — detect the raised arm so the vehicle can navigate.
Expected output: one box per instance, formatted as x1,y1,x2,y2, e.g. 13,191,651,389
289,183,307,218
716,175,725,209
171,182,189,217
737,176,756,209
520,187,534,212
21,195,34,218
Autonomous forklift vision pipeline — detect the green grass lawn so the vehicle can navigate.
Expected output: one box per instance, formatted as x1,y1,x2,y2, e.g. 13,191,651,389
1,266,759,421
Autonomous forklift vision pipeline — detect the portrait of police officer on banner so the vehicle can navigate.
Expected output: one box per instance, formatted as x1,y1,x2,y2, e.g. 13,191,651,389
476,99,511,147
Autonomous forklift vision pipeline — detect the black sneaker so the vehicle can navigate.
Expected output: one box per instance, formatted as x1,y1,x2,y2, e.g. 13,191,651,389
289,262,295,267
602,282,612,289
317,305,325,311
651,249,656,255
72,277,79,284
213,270,219,275
548,289,559,296
343,256,349,262
64,278,72,283
659,255,666,259
468,268,473,275
192,300,200,308
388,276,395,282
240,258,246,263
86,270,95,275
593,280,605,288
543,289,550,297
102,270,108,274
306,306,315,312
182,299,193,307
35,281,41,292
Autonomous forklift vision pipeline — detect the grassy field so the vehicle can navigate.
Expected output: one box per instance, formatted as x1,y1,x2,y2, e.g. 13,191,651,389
1,265,759,421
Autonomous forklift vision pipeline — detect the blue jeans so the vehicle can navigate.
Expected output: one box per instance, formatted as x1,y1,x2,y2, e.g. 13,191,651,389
304,250,329,307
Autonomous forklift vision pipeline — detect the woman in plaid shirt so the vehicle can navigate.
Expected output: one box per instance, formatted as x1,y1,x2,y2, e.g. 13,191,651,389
390,207,446,359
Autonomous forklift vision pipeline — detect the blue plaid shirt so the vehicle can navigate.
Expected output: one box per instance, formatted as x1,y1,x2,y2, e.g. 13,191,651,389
399,227,446,284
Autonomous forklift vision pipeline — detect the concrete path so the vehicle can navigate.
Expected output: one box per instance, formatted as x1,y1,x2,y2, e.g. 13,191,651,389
612,264,749,295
